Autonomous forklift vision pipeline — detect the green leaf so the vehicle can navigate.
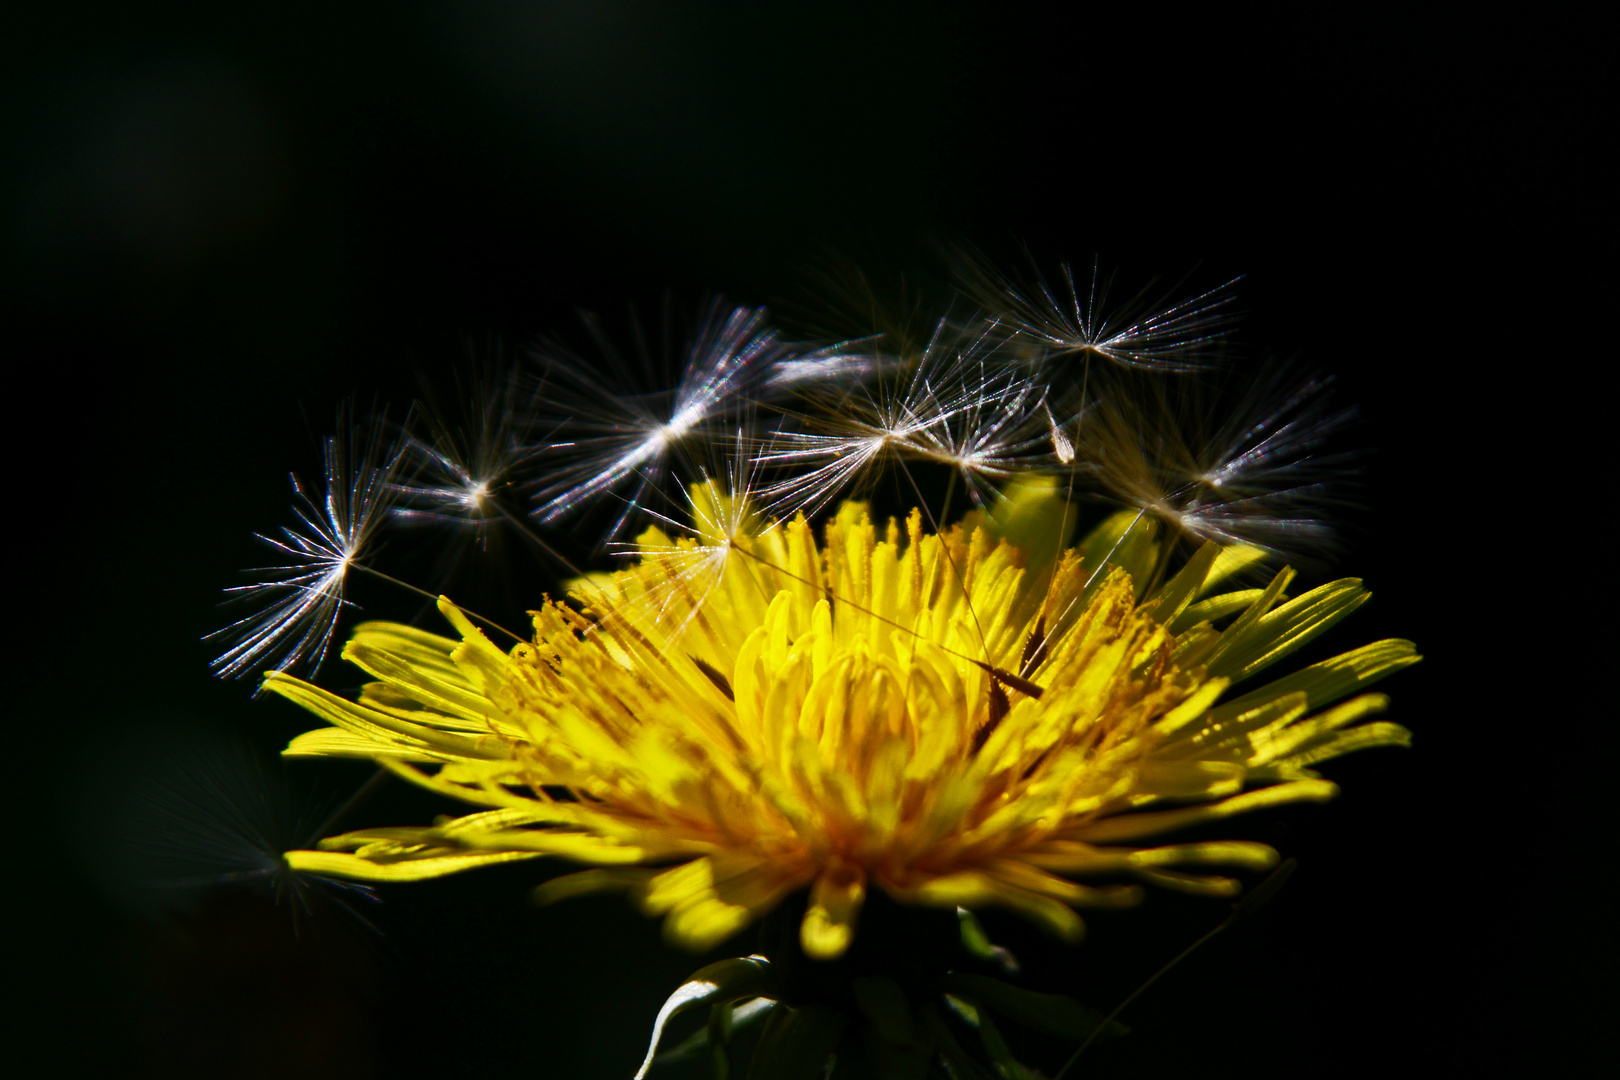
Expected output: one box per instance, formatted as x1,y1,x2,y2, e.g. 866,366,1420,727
917,1003,988,1080
834,1030,933,1080
654,999,775,1066
945,996,1036,1080
850,976,916,1046
942,974,1125,1042
636,957,776,1079
835,983,933,1080
744,1003,848,1080
708,995,737,1080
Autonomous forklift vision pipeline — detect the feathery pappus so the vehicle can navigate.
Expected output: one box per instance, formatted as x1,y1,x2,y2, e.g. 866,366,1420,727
207,413,404,681
526,298,795,543
91,728,381,932
390,361,546,540
759,338,888,394
759,316,1055,519
588,424,774,642
1073,367,1360,562
957,250,1243,373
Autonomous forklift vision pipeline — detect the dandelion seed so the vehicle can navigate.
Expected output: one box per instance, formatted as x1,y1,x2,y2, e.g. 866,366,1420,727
960,253,1242,373
392,363,546,542
1078,369,1359,561
265,481,1417,959
785,254,940,362
528,299,791,540
1045,399,1077,466
208,415,403,680
91,727,381,933
760,318,1052,517
596,427,775,642
901,358,1056,509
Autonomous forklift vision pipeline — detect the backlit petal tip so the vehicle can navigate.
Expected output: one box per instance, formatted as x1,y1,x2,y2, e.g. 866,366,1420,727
801,862,867,960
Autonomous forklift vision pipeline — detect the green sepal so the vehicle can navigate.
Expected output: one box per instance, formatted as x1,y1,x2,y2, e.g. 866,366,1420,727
1168,588,1268,634
942,974,1126,1043
744,1003,849,1080
956,907,1021,975
530,866,654,905
1143,540,1220,624
1198,543,1270,597
1206,575,1369,683
982,475,1077,574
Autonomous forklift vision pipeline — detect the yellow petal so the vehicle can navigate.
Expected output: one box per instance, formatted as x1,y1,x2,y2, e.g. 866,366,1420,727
286,848,542,882
1070,779,1339,843
801,860,867,960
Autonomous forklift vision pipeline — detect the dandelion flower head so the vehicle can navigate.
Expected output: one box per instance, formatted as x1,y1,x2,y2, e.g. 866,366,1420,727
268,478,1416,960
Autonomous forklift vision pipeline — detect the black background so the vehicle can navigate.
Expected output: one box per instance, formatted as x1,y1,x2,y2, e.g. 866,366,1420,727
5,4,1604,1077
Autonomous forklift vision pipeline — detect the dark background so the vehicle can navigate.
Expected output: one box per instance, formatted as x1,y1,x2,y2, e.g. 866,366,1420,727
5,4,1603,1077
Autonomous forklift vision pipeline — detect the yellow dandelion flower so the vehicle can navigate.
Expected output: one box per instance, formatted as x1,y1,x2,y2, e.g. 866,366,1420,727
267,481,1416,960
